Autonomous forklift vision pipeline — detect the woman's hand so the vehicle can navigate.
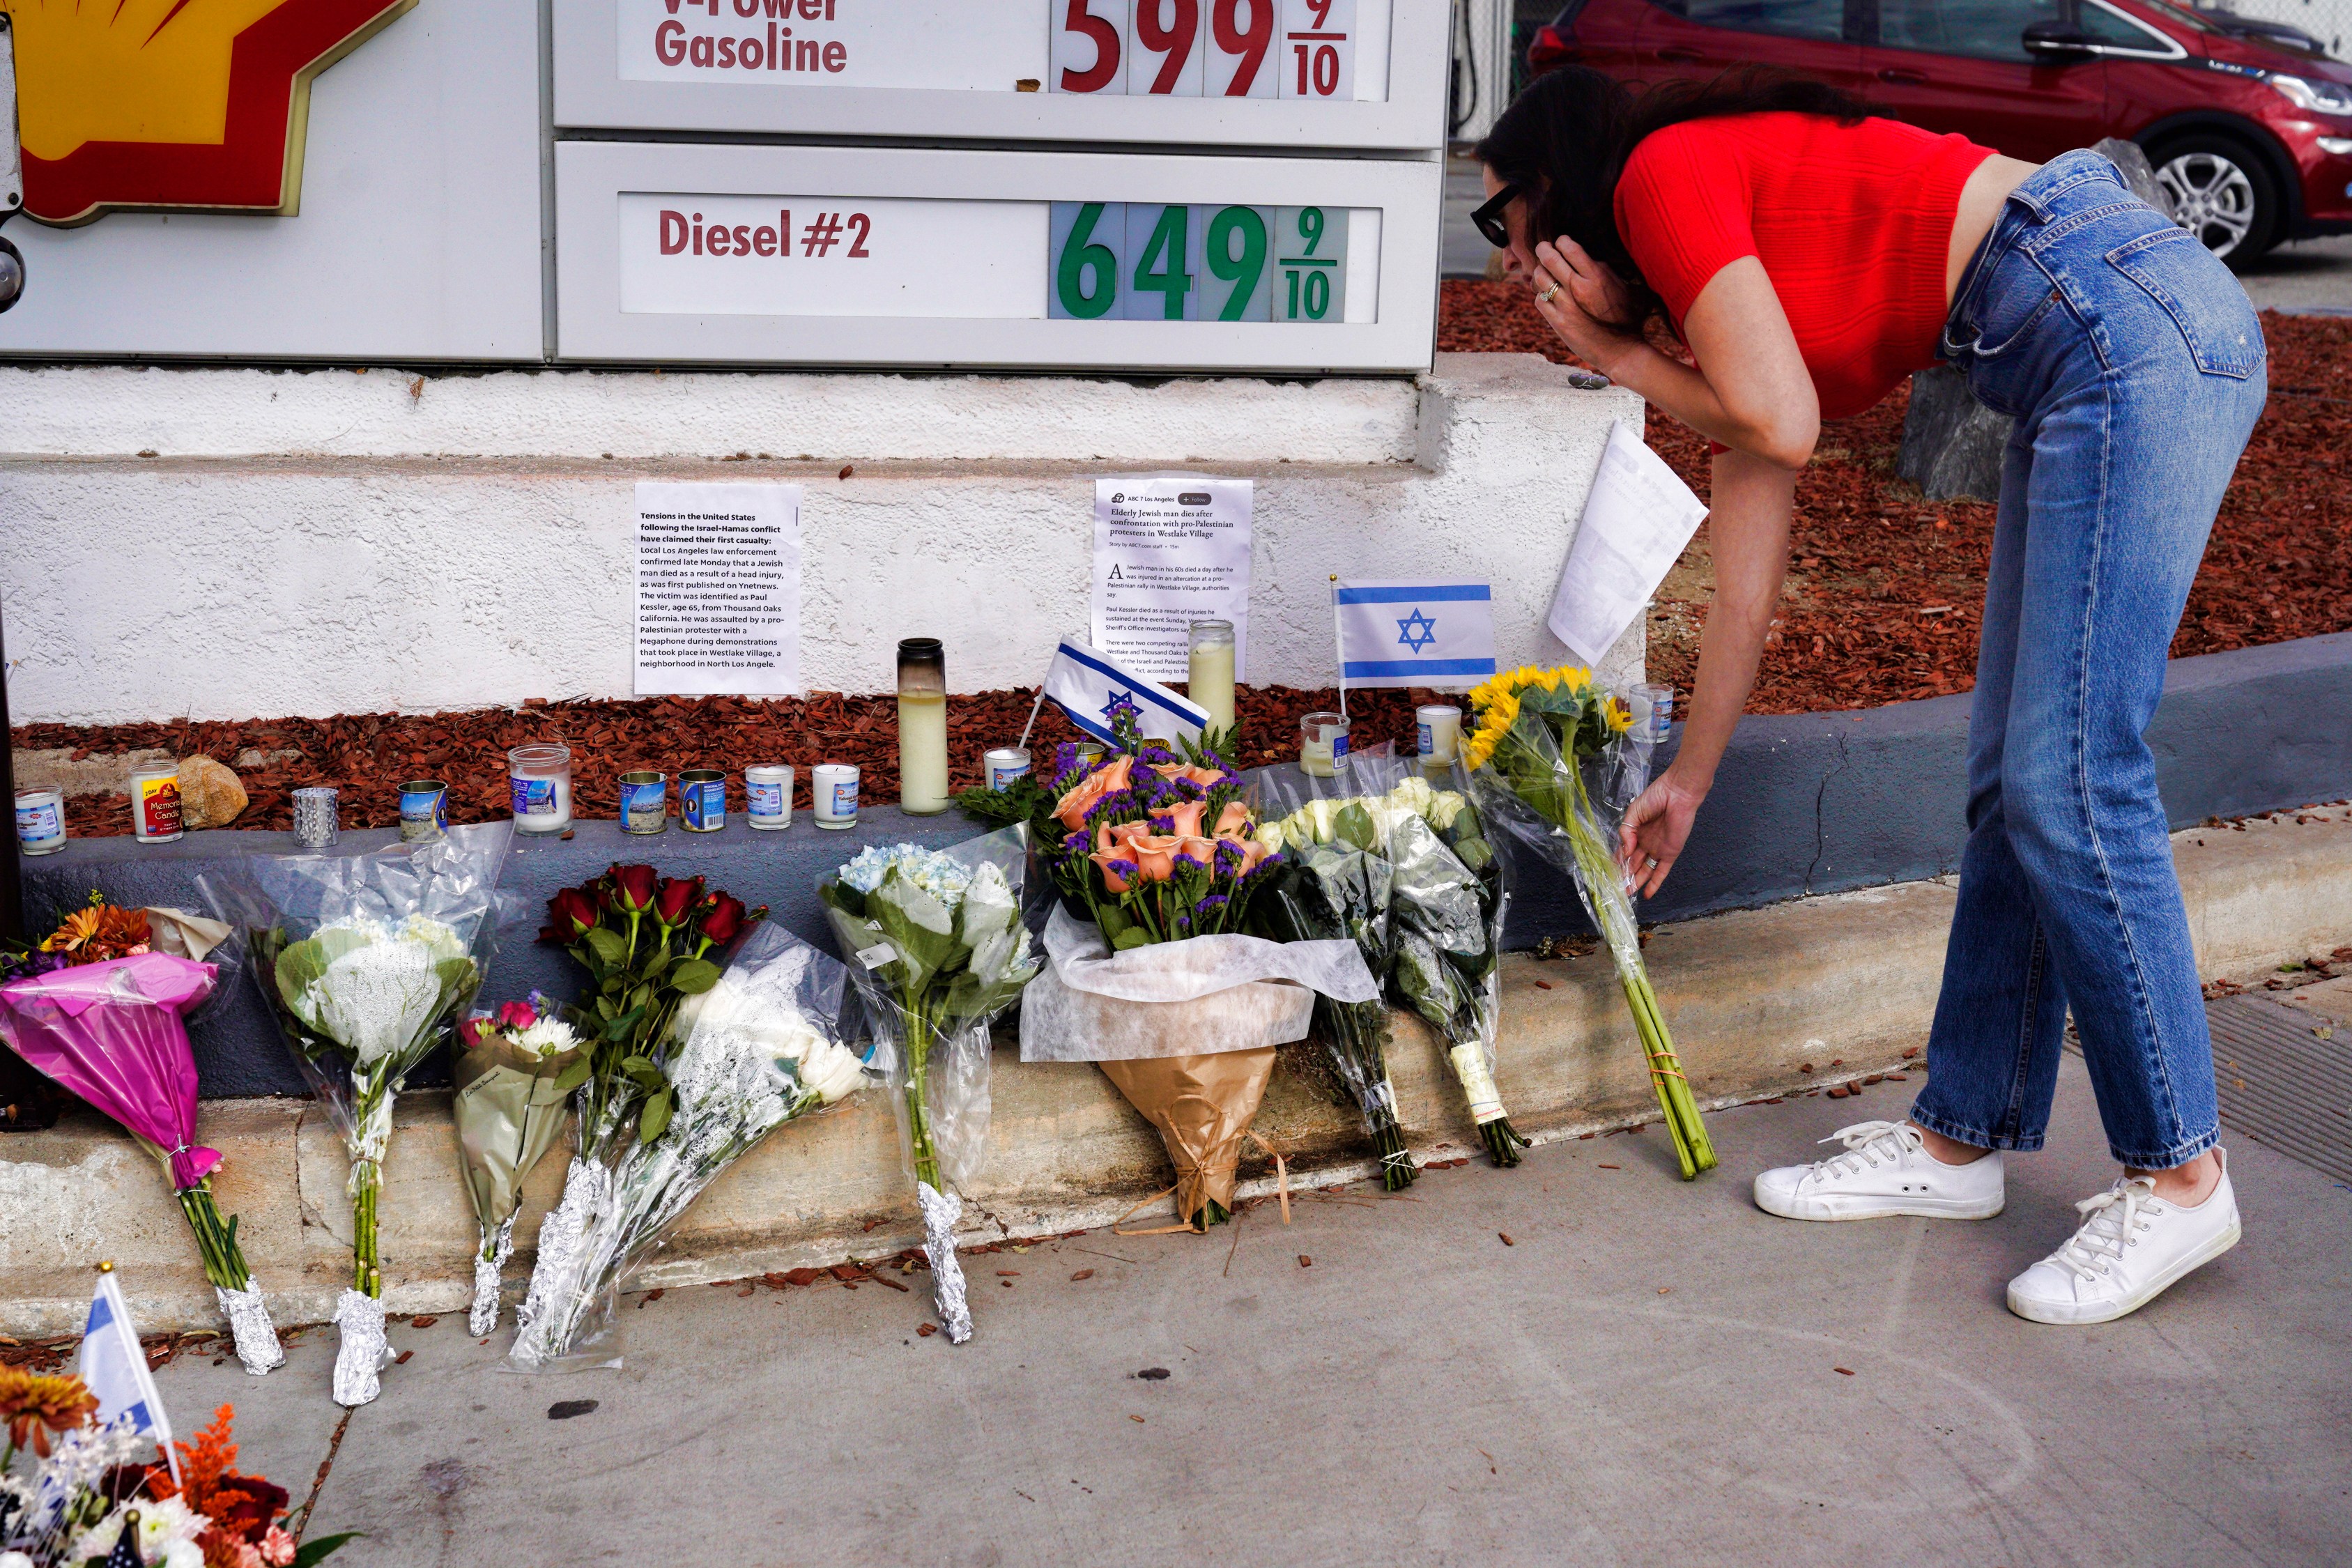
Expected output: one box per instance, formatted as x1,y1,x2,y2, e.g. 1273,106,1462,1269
1617,767,1707,900
1530,236,1646,373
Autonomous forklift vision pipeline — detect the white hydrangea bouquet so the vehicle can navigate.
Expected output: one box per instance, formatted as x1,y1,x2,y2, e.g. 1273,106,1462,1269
200,822,512,1406
507,923,870,1368
818,831,1038,1344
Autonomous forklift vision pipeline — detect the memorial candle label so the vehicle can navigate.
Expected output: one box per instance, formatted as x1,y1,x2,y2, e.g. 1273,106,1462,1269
1091,477,1250,683
633,481,804,696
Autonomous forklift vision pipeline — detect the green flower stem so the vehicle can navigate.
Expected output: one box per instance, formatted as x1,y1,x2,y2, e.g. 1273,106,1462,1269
1479,1116,1530,1167
1549,762,1716,1181
174,1180,253,1293
352,1158,383,1296
899,985,943,1192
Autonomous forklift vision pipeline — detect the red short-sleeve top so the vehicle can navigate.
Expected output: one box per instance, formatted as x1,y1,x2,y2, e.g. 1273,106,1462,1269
1613,113,1995,422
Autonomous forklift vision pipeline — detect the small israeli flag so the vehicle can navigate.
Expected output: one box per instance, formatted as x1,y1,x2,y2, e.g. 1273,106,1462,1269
1335,581,1498,689
1042,637,1210,747
79,1270,175,1478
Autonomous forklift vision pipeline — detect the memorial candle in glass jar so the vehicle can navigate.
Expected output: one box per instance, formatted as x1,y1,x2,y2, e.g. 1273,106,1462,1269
1187,620,1236,734
897,638,949,815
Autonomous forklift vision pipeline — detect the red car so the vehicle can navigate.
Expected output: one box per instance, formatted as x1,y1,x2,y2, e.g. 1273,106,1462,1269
1525,0,2352,265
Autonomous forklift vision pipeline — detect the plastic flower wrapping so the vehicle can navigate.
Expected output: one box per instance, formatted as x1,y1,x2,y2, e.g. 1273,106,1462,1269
0,1379,348,1568
1258,760,1523,1167
819,827,1039,1344
1250,770,1416,1192
452,995,584,1337
198,822,514,1406
509,923,868,1369
509,865,764,1369
1024,739,1377,1231
1461,666,1716,1181
0,949,283,1376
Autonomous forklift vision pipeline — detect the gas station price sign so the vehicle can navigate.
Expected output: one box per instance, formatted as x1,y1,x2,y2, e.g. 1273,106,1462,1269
558,0,1444,148
559,141,1438,371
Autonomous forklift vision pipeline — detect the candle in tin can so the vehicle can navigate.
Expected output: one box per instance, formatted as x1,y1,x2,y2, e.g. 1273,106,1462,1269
1071,740,1107,772
983,747,1031,792
679,769,726,833
291,786,340,850
813,763,859,830
746,764,794,831
620,771,668,836
508,744,574,835
130,766,184,843
15,789,66,856
398,779,447,844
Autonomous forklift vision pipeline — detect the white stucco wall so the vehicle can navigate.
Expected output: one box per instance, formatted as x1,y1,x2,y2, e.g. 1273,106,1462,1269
0,355,1644,725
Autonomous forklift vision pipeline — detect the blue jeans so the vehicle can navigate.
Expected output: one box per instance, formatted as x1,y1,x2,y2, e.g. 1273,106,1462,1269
1910,150,2266,1169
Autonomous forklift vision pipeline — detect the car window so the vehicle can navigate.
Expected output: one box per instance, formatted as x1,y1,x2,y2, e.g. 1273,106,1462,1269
1875,0,2067,60
2075,1,2170,47
1661,0,1850,42
2133,0,2226,35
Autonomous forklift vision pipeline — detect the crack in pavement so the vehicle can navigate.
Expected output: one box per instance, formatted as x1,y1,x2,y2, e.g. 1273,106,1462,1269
291,1405,354,1542
1804,729,1851,896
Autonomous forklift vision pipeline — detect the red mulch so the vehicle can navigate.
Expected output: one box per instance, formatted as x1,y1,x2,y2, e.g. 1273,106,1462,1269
14,686,1440,838
1438,279,2352,713
14,286,2344,835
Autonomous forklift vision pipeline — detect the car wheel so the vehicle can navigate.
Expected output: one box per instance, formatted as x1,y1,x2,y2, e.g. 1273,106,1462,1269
2149,137,2280,268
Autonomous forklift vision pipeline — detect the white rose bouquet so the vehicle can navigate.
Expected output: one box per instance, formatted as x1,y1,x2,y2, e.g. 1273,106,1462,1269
200,822,513,1406
507,923,870,1368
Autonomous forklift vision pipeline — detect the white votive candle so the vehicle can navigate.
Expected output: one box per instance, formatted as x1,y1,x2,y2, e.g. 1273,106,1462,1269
1298,712,1350,778
1417,704,1462,764
813,763,859,830
508,744,573,835
746,764,794,830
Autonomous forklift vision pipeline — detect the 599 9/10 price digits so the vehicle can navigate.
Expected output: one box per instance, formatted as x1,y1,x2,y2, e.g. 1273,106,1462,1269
1050,203,1351,323
1054,0,1365,99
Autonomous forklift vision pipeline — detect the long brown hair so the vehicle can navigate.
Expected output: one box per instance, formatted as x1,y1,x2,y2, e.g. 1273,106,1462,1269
1475,65,1867,328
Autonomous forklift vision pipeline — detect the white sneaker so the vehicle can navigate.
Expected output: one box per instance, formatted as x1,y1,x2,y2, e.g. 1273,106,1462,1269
2006,1149,2241,1325
1753,1120,2005,1221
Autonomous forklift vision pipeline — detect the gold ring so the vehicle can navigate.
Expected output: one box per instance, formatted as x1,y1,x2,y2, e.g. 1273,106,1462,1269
1538,284,1560,304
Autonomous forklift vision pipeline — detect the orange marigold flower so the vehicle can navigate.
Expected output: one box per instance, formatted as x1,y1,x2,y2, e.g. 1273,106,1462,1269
0,1365,100,1456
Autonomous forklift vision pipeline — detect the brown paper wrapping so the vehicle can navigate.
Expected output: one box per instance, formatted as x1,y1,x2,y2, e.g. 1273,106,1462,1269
1099,1047,1277,1231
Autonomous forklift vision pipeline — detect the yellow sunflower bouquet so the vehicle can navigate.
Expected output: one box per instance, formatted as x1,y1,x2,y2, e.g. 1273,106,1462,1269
1462,667,1716,1181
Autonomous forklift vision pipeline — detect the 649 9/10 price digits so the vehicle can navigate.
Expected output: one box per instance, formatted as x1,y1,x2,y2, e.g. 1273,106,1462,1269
1050,203,1350,322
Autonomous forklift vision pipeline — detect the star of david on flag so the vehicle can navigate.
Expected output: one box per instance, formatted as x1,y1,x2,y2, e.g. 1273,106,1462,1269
1039,638,1210,747
1334,582,1497,689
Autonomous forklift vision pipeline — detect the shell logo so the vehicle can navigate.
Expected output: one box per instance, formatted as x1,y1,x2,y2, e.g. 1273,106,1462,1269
1,0,417,226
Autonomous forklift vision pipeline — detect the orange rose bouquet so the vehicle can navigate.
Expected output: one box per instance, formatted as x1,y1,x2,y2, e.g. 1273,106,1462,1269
1026,739,1377,1229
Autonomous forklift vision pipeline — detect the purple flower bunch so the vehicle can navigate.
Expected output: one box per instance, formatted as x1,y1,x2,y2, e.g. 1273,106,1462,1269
1042,744,1284,948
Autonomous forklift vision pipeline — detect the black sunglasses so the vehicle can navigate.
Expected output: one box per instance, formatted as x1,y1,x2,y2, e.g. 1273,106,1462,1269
1472,183,1522,250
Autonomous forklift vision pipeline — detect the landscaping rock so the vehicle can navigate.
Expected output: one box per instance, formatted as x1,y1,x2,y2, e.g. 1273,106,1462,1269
2095,136,2167,210
176,756,249,829
1898,364,2011,503
1896,141,2167,507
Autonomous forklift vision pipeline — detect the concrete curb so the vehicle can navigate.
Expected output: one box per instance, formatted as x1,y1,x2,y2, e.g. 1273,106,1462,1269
2,807,2344,1335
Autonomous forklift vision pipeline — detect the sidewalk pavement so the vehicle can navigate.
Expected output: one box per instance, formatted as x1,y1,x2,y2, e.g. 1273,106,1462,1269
155,1052,2350,1568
